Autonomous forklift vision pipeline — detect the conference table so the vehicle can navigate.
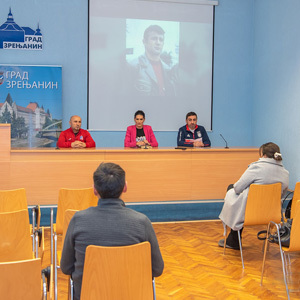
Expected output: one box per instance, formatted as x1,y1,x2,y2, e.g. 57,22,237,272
0,124,259,205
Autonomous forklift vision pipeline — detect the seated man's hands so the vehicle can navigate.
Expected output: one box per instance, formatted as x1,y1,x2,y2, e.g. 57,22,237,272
193,141,204,147
71,141,87,148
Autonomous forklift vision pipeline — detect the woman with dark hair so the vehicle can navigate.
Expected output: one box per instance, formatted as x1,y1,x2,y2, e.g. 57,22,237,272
218,142,289,249
124,110,158,148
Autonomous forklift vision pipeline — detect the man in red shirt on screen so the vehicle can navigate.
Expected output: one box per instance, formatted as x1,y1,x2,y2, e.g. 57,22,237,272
131,25,177,96
57,115,96,148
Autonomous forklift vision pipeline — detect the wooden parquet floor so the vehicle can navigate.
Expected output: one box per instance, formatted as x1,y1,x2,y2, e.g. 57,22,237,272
43,220,300,299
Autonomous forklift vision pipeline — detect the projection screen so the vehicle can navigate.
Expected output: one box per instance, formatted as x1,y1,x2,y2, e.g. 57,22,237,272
88,0,215,131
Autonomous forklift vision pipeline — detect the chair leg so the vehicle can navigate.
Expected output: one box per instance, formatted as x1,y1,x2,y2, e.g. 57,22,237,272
32,208,36,255
261,222,290,299
51,208,54,265
69,277,74,300
238,229,244,269
223,225,227,255
54,234,58,300
152,278,156,300
261,222,271,285
42,268,48,300
276,224,290,300
35,232,39,258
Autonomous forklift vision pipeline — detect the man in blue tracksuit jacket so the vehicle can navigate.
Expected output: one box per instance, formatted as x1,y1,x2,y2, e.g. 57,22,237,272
177,112,211,147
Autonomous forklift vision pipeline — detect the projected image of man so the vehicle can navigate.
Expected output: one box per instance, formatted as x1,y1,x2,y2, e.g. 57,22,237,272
131,25,177,96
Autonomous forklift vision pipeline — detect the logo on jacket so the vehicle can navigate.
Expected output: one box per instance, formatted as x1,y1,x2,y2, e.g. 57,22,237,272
80,136,83,140
187,134,191,137
197,131,202,138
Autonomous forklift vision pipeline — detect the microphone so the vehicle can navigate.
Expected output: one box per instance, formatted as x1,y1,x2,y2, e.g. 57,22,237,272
220,134,229,149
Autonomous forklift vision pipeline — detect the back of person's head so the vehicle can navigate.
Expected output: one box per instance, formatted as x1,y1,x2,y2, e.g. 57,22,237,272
134,110,145,118
144,25,165,40
186,111,197,120
93,162,125,198
259,142,282,161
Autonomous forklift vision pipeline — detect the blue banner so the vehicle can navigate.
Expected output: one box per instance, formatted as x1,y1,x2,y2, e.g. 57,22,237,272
0,65,62,147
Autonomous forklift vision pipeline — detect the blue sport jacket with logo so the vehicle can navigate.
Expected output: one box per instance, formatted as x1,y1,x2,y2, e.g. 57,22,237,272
177,125,211,147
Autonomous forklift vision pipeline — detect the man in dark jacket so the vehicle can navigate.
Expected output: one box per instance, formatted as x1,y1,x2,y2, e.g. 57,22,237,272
177,112,211,147
60,162,164,300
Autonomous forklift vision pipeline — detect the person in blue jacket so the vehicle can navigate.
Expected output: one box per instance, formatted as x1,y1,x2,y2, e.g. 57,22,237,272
177,112,211,147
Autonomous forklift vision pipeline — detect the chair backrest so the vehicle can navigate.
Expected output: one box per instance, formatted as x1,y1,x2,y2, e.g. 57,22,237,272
0,209,33,262
291,182,300,219
0,188,28,212
244,183,282,226
0,258,42,300
287,200,300,251
62,209,78,246
0,188,41,231
80,242,154,300
56,188,98,234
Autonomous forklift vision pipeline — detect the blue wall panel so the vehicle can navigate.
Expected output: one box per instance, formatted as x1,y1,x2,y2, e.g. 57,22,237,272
2,0,299,192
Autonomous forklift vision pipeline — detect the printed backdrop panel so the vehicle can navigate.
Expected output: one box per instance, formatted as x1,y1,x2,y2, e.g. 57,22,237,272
0,64,62,147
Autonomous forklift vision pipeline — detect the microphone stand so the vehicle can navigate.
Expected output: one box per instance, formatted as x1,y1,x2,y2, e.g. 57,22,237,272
220,134,229,149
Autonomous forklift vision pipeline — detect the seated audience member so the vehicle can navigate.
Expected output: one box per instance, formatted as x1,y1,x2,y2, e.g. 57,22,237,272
218,142,289,250
177,112,211,147
57,115,95,148
60,162,164,300
124,110,158,147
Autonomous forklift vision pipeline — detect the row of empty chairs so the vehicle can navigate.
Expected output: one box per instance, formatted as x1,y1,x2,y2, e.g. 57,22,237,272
0,188,41,254
0,187,155,299
2,184,300,299
0,188,50,299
